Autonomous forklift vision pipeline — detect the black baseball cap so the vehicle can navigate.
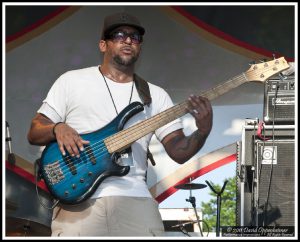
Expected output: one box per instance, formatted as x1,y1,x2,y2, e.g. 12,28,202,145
101,12,145,39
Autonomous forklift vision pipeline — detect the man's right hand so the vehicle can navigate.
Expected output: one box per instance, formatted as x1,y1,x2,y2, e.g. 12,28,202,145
54,123,90,157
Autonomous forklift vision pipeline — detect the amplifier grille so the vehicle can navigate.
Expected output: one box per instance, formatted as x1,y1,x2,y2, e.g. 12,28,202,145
256,140,295,226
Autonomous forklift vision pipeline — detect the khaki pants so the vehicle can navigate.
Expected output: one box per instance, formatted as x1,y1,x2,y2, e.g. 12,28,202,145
51,196,165,237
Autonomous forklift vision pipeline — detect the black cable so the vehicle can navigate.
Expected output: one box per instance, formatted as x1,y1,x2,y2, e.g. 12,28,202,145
179,225,191,237
202,219,210,237
251,122,258,225
257,121,267,225
262,82,279,226
35,159,59,210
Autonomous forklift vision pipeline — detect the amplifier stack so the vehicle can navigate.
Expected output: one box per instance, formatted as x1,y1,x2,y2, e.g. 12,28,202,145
236,73,296,229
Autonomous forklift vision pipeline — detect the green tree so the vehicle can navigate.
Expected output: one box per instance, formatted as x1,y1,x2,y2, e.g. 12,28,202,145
201,177,236,232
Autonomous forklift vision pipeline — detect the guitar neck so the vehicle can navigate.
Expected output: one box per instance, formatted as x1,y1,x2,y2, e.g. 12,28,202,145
105,73,248,153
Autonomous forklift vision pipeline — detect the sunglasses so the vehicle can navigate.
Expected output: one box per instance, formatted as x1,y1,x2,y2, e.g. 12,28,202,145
106,30,143,44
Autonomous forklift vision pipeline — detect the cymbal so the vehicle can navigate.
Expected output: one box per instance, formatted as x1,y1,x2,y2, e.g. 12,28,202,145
6,199,18,211
6,217,51,236
174,183,207,190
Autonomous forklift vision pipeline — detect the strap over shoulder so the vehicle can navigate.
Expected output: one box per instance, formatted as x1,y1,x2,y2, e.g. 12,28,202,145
134,74,155,166
133,74,152,107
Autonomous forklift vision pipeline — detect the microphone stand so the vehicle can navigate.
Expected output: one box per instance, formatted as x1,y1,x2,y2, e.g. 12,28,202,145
205,180,228,237
6,121,16,165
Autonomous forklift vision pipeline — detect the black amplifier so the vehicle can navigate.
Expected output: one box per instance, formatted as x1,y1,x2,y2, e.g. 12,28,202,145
263,75,295,124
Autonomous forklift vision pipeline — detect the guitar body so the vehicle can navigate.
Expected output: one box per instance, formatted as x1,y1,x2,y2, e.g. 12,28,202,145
40,102,144,205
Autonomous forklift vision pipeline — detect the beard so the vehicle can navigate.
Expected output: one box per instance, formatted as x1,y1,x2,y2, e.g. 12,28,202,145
113,53,139,67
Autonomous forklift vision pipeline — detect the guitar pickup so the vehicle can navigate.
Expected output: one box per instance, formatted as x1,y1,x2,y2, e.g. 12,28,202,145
63,156,77,175
85,145,97,165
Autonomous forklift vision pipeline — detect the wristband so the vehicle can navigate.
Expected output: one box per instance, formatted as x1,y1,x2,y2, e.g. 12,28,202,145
53,122,63,137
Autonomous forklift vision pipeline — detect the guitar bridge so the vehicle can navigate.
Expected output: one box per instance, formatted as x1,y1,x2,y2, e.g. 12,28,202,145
44,161,64,185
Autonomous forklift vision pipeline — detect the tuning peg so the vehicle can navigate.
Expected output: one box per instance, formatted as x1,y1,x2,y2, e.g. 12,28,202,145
259,58,268,63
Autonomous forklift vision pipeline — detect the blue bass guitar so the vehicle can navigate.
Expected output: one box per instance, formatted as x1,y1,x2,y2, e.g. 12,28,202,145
39,58,289,204
40,102,144,205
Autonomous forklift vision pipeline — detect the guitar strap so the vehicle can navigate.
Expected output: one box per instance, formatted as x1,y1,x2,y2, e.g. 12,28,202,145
133,74,156,166
133,73,152,107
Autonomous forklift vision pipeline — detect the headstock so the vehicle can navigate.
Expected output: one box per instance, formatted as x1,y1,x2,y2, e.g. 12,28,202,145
245,57,290,82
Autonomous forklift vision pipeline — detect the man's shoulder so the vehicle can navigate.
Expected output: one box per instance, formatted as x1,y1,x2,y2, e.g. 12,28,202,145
62,66,98,77
54,66,98,86
147,81,168,96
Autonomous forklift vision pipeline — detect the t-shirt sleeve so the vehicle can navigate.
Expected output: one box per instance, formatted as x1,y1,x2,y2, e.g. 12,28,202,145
37,102,63,123
37,74,68,122
154,88,183,141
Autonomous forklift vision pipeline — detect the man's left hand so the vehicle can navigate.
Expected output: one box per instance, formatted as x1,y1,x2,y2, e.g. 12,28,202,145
187,94,213,138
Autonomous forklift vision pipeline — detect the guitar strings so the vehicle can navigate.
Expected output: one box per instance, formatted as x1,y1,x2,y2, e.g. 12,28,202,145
47,98,187,174
45,104,186,177
45,107,179,176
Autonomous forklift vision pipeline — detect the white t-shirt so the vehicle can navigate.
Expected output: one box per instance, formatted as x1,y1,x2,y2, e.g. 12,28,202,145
38,66,183,198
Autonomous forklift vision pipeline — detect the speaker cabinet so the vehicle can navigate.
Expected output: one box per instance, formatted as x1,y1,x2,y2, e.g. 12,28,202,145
256,139,294,226
236,124,295,227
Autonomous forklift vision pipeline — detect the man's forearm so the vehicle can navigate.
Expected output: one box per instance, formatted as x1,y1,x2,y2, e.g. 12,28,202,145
27,114,56,145
165,131,208,164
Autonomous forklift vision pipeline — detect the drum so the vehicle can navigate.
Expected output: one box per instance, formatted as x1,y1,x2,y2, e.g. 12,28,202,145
5,169,53,236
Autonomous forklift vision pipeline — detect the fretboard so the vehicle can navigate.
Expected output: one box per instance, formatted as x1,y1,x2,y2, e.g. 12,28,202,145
104,73,248,153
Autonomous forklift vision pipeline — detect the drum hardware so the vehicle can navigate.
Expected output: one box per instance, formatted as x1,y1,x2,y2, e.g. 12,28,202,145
6,217,51,236
171,221,198,237
174,183,207,190
205,180,228,237
175,178,207,237
6,121,16,165
171,221,197,228
6,169,53,237
6,199,18,211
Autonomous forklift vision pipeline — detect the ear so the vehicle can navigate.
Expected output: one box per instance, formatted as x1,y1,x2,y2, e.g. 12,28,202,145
99,40,107,53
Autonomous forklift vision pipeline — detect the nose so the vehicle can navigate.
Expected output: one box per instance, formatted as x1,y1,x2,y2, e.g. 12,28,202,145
124,36,132,44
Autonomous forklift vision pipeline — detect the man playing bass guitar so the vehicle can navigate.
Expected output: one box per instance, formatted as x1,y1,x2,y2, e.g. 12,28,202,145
27,12,213,236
